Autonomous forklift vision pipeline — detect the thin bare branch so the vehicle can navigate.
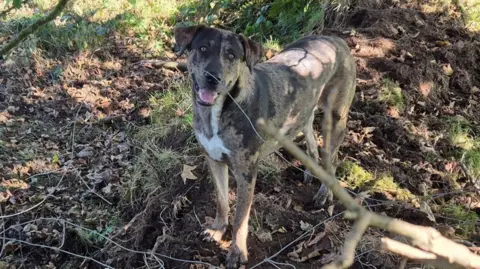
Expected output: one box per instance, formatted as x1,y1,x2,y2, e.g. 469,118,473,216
323,214,372,269
0,236,114,268
0,0,29,18
0,172,66,219
0,0,69,57
76,172,113,205
256,118,480,269
251,211,346,268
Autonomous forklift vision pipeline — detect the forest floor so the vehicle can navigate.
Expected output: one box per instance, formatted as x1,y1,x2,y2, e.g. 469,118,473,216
0,0,479,268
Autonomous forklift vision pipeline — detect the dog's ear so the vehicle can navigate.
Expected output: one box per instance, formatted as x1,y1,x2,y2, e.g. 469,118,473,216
174,24,206,56
238,34,264,72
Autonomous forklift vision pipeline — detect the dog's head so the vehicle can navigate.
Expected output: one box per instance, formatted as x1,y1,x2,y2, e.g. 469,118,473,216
174,25,263,106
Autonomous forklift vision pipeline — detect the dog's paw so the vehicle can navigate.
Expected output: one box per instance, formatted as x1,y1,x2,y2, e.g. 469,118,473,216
202,227,226,243
303,169,314,184
313,184,333,206
226,244,247,269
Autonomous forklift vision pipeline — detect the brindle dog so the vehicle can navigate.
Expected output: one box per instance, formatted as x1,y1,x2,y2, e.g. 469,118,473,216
174,25,356,268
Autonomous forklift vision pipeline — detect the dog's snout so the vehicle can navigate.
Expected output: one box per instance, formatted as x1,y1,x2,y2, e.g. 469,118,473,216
205,72,221,85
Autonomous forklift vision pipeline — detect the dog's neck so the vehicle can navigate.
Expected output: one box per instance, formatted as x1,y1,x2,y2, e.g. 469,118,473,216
194,65,254,137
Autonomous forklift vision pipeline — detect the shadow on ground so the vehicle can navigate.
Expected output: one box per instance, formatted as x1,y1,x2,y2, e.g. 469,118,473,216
0,0,479,268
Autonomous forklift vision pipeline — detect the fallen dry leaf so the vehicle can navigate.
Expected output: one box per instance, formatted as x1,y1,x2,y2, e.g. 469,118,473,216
0,179,29,190
287,231,332,262
181,164,197,184
320,252,337,264
300,220,313,231
418,183,428,196
445,161,458,173
442,63,454,76
175,108,185,117
254,230,272,243
0,189,13,203
102,183,113,194
77,146,94,158
419,201,436,222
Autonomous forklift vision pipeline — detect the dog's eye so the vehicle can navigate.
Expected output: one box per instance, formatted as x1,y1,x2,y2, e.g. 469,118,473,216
200,46,207,52
228,53,235,59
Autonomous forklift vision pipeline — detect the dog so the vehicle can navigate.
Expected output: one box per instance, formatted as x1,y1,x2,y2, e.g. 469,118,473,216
174,24,356,268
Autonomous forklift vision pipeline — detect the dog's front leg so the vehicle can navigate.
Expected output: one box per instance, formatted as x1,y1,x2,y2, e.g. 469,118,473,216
203,156,229,243
226,161,258,269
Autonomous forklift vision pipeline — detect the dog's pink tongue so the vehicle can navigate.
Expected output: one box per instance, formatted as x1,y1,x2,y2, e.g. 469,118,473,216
198,89,218,104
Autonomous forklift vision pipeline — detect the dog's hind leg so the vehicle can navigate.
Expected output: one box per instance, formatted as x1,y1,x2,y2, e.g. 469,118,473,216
303,109,320,184
203,157,229,243
313,104,349,206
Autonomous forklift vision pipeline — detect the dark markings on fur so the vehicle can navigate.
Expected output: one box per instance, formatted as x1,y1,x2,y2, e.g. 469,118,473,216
240,163,258,184
222,78,241,114
174,24,356,267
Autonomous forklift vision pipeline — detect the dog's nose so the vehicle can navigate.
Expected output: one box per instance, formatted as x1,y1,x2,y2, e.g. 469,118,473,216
205,72,220,85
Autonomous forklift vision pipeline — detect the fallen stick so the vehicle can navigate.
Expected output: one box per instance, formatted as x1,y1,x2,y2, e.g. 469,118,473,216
136,60,188,72
256,118,480,269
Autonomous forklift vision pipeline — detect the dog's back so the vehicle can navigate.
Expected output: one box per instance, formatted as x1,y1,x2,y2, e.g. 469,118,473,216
251,35,356,140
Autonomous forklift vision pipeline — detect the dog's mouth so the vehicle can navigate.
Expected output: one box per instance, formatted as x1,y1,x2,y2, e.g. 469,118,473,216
193,79,218,107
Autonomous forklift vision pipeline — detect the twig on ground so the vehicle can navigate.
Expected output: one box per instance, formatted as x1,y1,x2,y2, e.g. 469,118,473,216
26,169,63,181
71,101,85,157
76,172,113,205
106,187,160,246
1,217,219,268
256,118,480,269
399,257,408,269
0,172,66,219
323,214,371,269
250,211,345,269
0,236,114,268
136,60,188,72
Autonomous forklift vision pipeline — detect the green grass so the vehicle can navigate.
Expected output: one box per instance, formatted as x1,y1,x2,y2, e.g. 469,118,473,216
441,204,479,237
125,77,196,201
379,78,405,111
176,0,350,45
445,116,480,180
1,15,108,57
457,0,480,31
113,0,196,57
447,116,477,150
463,148,480,179
263,36,283,51
148,79,193,127
1,0,197,58
1,0,354,59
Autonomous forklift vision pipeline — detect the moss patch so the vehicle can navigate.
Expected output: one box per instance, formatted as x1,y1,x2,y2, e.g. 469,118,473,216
379,78,405,111
372,174,416,202
338,161,374,189
441,204,479,237
339,161,416,202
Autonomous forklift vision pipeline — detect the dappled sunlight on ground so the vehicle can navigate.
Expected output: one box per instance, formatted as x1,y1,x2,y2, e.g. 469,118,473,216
0,0,479,268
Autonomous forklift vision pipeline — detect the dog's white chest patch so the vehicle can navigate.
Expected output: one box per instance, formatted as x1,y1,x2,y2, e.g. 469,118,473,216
197,133,231,161
196,102,231,161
